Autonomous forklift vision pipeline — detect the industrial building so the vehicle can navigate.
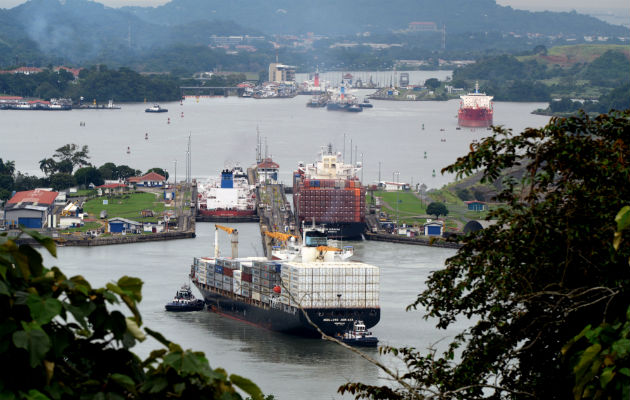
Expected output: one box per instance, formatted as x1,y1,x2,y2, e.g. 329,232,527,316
108,217,142,234
4,189,59,229
268,63,296,83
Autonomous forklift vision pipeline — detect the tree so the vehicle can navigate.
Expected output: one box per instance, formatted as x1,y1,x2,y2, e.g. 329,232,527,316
117,165,139,180
147,167,169,180
340,110,630,399
0,158,15,200
0,231,265,399
53,144,91,171
426,202,448,219
455,188,471,201
39,158,58,177
74,166,104,188
49,173,76,191
424,78,440,90
13,172,42,192
98,162,118,180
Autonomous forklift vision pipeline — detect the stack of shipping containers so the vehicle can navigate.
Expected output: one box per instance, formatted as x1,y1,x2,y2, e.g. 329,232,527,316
192,258,283,305
295,179,366,224
279,262,379,309
193,258,379,311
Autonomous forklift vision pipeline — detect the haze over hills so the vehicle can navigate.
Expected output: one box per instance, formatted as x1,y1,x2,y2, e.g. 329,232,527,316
0,0,627,69
123,0,629,36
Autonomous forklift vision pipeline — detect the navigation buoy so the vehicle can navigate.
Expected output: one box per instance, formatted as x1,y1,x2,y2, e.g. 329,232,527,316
422,123,425,130
126,146,130,154
424,151,427,159
432,169,436,178
167,117,170,124
145,133,148,140
181,112,184,118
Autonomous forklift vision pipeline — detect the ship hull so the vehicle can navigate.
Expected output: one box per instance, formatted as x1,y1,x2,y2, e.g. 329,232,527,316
296,220,366,240
458,109,493,127
195,283,380,337
197,209,256,217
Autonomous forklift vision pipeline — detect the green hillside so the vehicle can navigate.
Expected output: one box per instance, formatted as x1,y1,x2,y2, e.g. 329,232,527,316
518,44,630,66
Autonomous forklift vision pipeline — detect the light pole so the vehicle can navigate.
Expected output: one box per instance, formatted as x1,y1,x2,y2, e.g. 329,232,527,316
394,171,400,228
360,153,364,182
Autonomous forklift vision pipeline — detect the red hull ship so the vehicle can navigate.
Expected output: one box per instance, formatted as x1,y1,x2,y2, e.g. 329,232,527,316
458,82,493,128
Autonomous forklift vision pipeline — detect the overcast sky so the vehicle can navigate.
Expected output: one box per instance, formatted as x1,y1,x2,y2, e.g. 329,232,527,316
0,0,627,10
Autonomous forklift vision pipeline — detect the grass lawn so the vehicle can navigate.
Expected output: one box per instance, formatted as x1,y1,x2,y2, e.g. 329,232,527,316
373,191,426,218
68,189,97,197
61,221,102,232
83,192,166,222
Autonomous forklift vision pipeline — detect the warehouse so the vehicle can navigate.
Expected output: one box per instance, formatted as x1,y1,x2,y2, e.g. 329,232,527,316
4,189,59,229
108,217,142,234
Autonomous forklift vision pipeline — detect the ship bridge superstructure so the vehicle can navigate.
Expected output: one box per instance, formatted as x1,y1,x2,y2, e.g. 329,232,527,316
459,82,493,109
298,145,361,180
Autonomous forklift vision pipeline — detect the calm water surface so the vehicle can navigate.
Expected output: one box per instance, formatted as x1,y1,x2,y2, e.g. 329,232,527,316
3,89,549,189
10,87,551,399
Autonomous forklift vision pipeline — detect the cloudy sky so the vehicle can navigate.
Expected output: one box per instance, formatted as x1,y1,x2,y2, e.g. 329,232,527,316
0,0,628,10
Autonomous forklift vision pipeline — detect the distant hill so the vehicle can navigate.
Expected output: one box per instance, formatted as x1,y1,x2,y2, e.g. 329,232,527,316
0,0,628,70
124,0,630,36
0,0,260,66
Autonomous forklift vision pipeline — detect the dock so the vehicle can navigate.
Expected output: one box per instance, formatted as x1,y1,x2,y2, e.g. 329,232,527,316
250,167,297,257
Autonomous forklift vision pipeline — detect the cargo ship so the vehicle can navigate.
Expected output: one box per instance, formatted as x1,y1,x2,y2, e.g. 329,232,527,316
196,166,257,219
293,145,366,239
458,82,493,128
190,226,380,337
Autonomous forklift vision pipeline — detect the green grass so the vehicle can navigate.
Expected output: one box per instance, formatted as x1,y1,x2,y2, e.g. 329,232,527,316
427,189,461,205
61,221,102,232
374,191,426,221
518,44,630,66
68,189,97,197
83,193,166,222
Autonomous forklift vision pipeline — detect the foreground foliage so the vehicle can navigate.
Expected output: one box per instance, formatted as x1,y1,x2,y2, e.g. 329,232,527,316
0,231,264,399
341,110,630,399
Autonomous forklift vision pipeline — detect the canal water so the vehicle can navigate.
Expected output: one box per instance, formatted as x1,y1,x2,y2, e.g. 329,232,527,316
7,83,551,399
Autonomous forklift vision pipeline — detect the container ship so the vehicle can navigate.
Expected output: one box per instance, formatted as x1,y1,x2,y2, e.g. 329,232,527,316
190,226,380,337
458,82,493,128
197,166,256,219
293,145,366,239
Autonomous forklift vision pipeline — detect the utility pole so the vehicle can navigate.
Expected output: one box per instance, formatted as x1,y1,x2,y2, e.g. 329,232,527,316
361,153,364,183
394,171,400,227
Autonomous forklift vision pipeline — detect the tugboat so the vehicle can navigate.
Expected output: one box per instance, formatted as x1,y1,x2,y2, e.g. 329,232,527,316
337,320,379,347
145,104,168,113
359,98,373,108
165,285,205,312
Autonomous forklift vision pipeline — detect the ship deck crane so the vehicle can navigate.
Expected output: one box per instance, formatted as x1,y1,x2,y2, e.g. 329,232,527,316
264,231,299,243
214,224,238,259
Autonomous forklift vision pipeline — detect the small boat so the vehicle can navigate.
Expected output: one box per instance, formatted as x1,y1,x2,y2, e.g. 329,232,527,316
165,284,205,312
358,98,373,108
347,104,363,112
336,320,378,347
145,104,168,113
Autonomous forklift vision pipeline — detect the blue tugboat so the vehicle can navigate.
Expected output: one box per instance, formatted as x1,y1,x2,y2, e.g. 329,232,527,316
337,320,379,347
165,285,205,312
